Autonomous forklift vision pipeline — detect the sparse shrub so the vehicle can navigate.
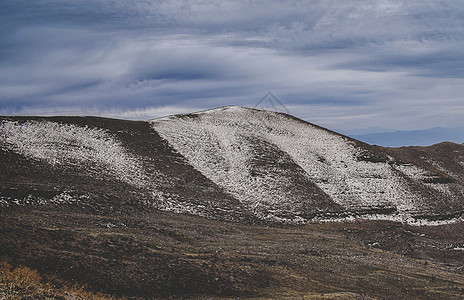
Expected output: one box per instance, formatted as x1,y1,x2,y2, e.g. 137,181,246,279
0,258,124,299
0,260,41,299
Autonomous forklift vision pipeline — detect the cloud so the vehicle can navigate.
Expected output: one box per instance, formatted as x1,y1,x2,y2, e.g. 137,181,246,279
1,0,464,130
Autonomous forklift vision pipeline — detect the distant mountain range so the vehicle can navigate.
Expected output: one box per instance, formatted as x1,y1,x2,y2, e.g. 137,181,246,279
340,126,464,147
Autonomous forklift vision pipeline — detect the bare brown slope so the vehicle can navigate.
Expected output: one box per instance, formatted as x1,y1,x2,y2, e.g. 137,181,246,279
386,142,464,182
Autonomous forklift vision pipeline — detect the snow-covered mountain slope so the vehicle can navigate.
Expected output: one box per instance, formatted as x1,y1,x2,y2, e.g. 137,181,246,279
0,120,146,188
1,108,463,225
152,106,464,224
0,117,250,222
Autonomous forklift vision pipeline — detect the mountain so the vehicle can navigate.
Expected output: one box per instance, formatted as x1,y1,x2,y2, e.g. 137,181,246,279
1,106,464,224
1,107,464,299
340,126,397,136
152,107,464,224
347,127,464,147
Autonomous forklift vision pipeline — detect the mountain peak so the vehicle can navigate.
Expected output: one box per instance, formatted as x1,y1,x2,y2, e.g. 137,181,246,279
151,105,254,122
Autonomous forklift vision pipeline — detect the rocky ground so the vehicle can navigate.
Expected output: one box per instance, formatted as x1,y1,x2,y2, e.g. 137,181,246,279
1,205,464,299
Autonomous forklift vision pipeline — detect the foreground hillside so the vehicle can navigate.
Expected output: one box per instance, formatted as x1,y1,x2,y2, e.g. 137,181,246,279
2,207,464,299
1,107,464,298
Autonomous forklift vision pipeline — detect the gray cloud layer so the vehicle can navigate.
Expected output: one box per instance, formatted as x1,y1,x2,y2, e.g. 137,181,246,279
1,0,464,129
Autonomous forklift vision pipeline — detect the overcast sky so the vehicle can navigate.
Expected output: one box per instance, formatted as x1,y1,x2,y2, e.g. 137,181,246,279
1,0,464,130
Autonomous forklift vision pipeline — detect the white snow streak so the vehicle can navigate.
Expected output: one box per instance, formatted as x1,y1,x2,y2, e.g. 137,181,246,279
0,120,146,187
152,106,459,222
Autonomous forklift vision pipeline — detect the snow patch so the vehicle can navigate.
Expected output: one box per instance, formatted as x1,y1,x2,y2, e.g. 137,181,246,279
0,191,89,207
316,213,464,226
0,120,147,187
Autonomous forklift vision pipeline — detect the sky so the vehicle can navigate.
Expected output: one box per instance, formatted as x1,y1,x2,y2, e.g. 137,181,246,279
1,0,464,130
